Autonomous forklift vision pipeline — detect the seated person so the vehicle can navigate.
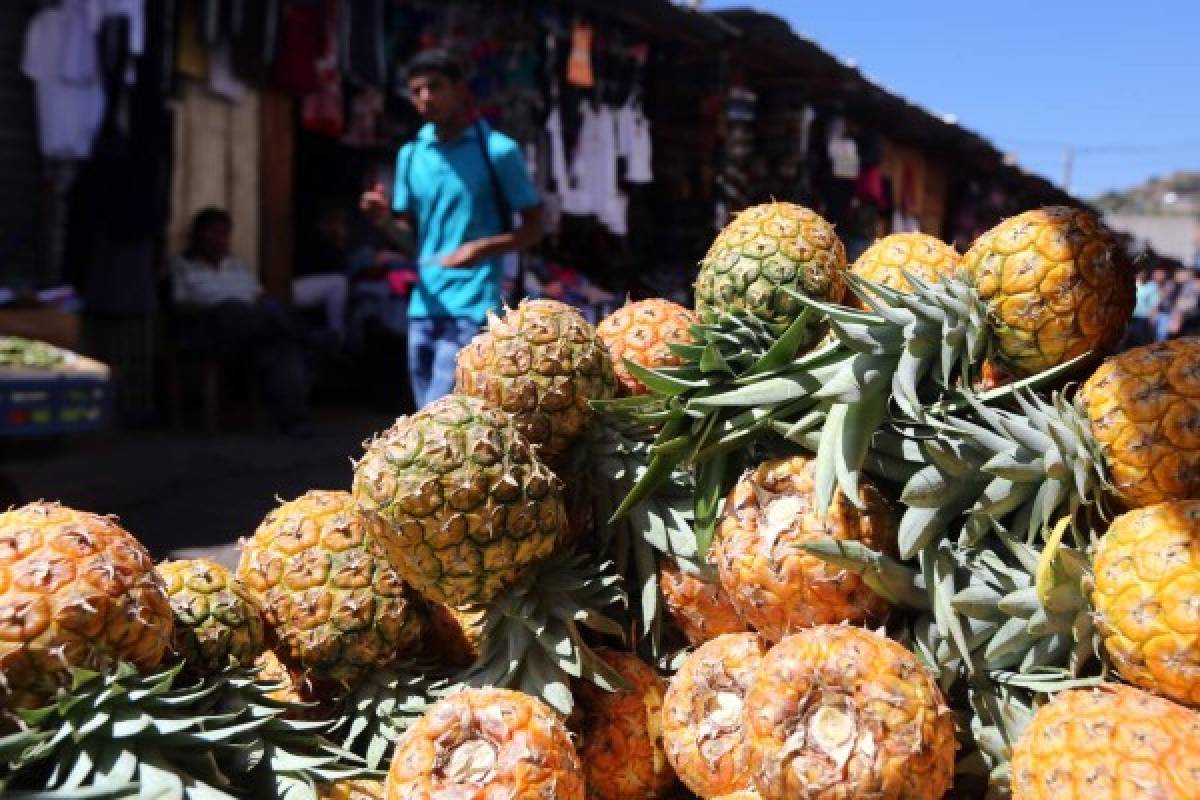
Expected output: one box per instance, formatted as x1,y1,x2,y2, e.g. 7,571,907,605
171,207,312,437
293,203,351,343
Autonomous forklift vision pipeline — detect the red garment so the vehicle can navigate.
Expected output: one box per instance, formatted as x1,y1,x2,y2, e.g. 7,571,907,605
855,165,885,208
273,2,325,95
301,0,344,137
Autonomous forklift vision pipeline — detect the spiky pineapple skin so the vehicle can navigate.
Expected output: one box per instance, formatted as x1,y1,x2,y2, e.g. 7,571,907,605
744,625,956,800
695,202,847,327
1089,500,1200,707
850,232,960,304
386,687,585,800
0,502,173,710
454,299,617,461
965,206,1134,377
596,299,697,396
237,490,424,693
158,558,265,674
710,456,895,642
576,649,675,800
658,559,747,646
353,394,567,607
1011,683,1200,799
1081,338,1200,508
662,633,769,798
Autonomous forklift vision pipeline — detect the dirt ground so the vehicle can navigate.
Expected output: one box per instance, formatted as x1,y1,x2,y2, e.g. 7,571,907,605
0,408,397,569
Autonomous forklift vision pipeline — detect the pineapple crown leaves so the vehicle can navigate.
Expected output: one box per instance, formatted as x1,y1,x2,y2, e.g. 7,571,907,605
4,662,371,800
803,527,1101,694
330,663,450,771
566,416,699,659
455,549,629,716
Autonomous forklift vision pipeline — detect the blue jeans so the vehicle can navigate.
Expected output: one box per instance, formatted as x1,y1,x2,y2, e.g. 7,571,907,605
407,317,480,409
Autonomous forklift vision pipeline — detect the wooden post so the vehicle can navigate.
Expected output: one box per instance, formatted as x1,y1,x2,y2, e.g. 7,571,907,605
259,90,294,301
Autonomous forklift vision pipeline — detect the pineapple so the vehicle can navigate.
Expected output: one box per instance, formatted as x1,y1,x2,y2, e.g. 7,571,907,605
0,502,173,711
386,687,585,800
744,625,956,800
1010,683,1200,799
158,558,266,674
1077,337,1200,508
596,298,698,396
455,298,617,462
662,633,769,798
353,394,567,607
695,202,847,327
966,206,1134,378
710,455,895,642
658,558,746,646
1089,500,1200,707
320,779,386,800
424,601,485,667
575,649,675,800
850,232,959,305
237,490,425,693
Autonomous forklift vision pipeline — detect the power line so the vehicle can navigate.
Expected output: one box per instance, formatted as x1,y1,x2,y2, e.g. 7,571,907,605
999,139,1200,154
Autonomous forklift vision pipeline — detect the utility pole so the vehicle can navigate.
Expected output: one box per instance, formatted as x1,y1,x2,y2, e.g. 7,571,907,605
1061,147,1074,193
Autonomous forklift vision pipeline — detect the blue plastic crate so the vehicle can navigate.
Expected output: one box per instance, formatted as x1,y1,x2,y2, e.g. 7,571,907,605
0,373,111,436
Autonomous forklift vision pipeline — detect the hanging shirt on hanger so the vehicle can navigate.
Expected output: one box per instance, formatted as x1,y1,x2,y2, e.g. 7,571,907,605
22,6,107,159
615,100,652,184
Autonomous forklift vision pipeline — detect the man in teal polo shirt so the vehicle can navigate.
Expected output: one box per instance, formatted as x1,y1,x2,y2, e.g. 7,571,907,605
361,49,543,408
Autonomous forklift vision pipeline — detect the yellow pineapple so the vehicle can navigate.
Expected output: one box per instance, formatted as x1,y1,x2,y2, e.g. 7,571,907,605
575,649,675,800
157,558,265,674
1079,337,1200,508
1088,500,1200,707
353,394,567,607
695,202,847,327
0,502,173,710
850,232,960,306
386,688,585,800
744,625,956,800
662,633,769,798
657,558,747,646
966,206,1134,377
1010,683,1200,799
710,455,895,642
596,298,698,396
237,490,424,693
455,299,617,462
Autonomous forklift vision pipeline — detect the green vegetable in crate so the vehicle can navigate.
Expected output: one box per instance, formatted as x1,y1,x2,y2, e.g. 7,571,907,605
0,336,65,369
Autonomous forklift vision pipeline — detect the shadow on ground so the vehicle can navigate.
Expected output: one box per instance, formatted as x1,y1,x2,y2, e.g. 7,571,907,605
0,410,395,569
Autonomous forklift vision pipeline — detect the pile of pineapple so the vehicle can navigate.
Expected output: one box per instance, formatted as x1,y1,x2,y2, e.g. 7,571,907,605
4,202,1200,800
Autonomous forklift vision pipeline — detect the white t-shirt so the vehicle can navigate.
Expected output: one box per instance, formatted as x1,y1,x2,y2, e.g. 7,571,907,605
21,7,106,159
172,255,262,307
616,102,653,184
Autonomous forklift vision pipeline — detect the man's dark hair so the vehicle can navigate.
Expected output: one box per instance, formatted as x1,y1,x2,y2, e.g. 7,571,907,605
188,207,231,252
406,48,466,82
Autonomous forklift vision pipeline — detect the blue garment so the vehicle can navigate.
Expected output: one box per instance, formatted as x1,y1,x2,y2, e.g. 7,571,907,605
407,316,480,408
1133,280,1158,319
392,121,539,323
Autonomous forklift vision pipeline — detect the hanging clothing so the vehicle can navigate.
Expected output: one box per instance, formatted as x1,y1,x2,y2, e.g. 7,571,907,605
21,6,106,159
615,100,652,184
566,21,594,88
301,0,343,136
341,0,386,87
273,0,325,94
207,41,247,101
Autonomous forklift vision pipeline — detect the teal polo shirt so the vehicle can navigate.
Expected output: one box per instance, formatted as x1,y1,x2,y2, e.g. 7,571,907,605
392,121,539,323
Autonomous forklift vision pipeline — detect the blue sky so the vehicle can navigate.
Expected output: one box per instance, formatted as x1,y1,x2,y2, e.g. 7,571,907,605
705,1,1200,198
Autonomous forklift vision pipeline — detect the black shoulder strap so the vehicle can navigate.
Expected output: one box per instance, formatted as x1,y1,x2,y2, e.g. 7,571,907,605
474,119,514,234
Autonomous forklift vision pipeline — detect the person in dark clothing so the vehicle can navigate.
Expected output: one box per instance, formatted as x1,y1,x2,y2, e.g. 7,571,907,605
293,203,351,342
171,208,312,437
